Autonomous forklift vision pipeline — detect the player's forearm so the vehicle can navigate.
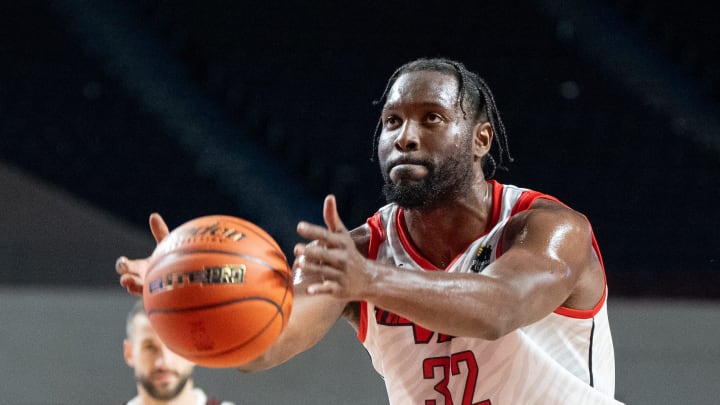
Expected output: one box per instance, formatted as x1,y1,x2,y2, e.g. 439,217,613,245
363,261,522,340
235,330,304,372
237,293,348,372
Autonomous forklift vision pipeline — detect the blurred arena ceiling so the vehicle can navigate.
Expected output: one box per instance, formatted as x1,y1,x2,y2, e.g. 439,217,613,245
0,0,718,296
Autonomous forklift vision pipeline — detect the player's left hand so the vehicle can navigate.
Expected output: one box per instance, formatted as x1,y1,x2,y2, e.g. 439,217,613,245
116,213,170,295
294,194,373,300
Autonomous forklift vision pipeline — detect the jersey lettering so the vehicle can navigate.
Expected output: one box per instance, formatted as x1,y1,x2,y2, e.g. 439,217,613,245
469,244,493,273
422,351,491,405
375,307,454,344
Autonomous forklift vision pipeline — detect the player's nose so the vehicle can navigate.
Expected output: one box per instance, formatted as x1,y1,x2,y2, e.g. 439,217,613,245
394,121,419,152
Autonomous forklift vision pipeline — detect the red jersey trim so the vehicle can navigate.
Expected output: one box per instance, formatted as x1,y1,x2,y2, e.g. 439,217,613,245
359,212,387,343
367,211,385,261
501,190,608,319
395,180,506,272
358,300,369,343
498,189,562,257
396,209,441,271
555,286,607,318
510,189,561,217
487,179,504,230
555,226,609,319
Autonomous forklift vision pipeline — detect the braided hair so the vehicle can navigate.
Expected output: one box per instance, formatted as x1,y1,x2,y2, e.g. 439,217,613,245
372,57,513,179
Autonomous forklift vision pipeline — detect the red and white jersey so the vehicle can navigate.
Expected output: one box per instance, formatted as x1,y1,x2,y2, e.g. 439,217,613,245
359,181,621,405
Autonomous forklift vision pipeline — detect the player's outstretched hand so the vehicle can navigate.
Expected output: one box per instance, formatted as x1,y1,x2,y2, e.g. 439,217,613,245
295,195,373,300
115,213,169,295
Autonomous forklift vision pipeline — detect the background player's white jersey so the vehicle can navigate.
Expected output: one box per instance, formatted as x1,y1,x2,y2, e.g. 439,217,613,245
358,181,621,405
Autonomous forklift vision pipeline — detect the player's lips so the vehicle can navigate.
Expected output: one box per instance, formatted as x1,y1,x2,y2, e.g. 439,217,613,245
389,163,429,182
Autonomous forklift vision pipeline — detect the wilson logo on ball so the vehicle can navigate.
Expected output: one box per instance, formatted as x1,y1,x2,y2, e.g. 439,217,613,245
148,264,247,294
175,222,247,242
153,221,249,257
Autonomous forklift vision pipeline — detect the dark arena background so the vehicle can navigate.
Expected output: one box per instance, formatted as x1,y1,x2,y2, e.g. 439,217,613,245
0,1,718,404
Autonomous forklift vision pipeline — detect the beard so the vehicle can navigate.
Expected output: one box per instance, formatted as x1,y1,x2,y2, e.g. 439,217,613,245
137,371,191,401
382,147,475,210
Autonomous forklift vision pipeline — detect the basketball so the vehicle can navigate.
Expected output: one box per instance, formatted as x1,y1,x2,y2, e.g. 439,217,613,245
142,215,293,368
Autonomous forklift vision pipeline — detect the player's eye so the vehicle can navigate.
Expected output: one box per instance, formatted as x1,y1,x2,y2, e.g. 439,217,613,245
384,115,401,128
142,343,159,353
425,113,443,123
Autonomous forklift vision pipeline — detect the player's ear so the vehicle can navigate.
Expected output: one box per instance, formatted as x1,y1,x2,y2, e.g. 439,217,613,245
123,339,135,367
473,122,493,159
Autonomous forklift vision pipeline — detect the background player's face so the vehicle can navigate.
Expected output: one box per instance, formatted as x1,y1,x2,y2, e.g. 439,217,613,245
124,314,195,401
378,71,476,209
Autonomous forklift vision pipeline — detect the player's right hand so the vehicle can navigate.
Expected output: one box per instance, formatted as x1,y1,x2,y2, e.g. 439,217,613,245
115,213,169,296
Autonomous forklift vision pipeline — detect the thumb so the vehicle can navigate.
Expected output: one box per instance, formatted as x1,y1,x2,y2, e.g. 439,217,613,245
323,195,346,233
149,213,170,243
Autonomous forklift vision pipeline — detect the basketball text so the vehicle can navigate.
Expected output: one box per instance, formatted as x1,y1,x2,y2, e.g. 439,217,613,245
177,221,247,242
148,264,247,294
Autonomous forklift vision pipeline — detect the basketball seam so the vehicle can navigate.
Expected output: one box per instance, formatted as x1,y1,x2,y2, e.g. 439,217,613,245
148,296,288,363
146,296,283,315
190,308,285,361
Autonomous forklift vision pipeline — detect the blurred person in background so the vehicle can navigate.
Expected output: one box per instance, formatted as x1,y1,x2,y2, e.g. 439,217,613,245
124,300,235,405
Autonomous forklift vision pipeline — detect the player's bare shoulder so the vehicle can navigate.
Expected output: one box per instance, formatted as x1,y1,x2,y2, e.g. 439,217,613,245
504,197,604,309
504,197,593,246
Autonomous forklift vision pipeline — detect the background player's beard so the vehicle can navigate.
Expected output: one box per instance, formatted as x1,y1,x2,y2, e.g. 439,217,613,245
382,147,475,210
138,371,191,401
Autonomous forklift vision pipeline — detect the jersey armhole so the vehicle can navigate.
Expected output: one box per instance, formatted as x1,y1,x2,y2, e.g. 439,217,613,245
554,286,607,318
366,211,385,261
503,190,607,319
359,212,386,343
358,301,368,343
498,190,561,257
510,189,562,216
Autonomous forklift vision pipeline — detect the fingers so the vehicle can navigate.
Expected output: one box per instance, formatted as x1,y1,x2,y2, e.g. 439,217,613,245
297,222,327,244
297,221,349,249
120,273,144,296
149,213,170,243
117,212,166,297
293,195,355,297
115,256,141,276
115,256,129,275
116,254,149,287
293,243,306,257
294,243,347,288
291,243,306,273
296,195,350,246
307,280,340,295
118,258,144,296
302,242,344,269
323,195,347,233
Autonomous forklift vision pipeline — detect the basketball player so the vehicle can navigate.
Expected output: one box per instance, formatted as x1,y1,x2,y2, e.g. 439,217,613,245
124,300,235,405
118,58,622,404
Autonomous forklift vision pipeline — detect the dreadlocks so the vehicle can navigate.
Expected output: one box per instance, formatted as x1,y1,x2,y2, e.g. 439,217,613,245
372,57,513,179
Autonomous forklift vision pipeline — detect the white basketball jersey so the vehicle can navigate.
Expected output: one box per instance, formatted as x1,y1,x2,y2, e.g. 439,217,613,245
359,181,621,405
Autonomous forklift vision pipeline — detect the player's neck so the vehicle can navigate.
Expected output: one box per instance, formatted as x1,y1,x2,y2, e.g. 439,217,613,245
402,180,493,268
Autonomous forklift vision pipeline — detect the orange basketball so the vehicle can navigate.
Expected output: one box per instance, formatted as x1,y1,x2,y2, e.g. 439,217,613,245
142,215,293,368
